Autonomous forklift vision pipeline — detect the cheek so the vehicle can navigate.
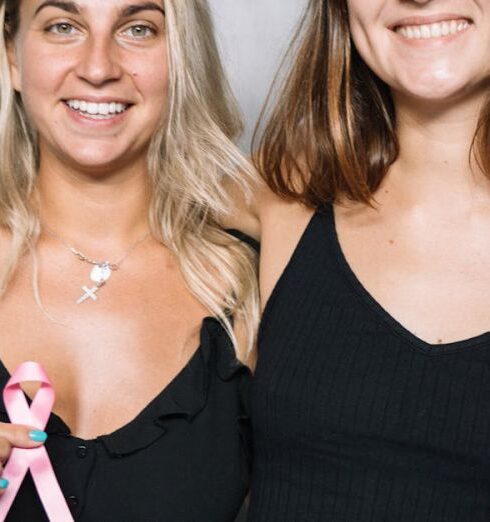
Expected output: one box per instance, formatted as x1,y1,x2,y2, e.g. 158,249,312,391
17,54,76,141
131,53,169,111
20,69,64,132
124,53,169,142
18,42,69,98
348,0,379,44
348,9,387,74
145,67,168,94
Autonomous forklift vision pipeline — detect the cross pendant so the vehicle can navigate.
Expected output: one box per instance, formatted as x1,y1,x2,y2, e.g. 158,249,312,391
76,285,99,305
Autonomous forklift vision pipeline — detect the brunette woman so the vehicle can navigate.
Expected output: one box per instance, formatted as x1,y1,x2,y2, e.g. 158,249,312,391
0,0,258,520
230,0,490,520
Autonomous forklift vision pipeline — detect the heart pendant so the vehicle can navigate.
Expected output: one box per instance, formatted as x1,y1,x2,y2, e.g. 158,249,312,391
90,263,112,285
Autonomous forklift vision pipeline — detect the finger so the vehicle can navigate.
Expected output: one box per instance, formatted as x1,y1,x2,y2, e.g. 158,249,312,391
0,424,48,449
0,477,9,495
0,439,11,463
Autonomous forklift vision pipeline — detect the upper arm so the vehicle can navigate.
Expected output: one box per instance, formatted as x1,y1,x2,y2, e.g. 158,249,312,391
220,174,275,242
258,198,314,309
222,162,315,310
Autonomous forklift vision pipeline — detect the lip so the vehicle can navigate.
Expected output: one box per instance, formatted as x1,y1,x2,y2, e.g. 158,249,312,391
62,96,134,105
390,13,473,30
63,101,131,127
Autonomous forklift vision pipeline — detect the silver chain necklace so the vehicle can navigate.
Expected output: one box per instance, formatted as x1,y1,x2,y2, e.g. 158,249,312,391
44,227,150,305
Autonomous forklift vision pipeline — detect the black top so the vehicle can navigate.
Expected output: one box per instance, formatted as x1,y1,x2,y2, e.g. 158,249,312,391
248,204,490,522
1,317,251,521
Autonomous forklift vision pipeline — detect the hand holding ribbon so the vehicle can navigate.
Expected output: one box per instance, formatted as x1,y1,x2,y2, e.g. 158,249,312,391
0,362,74,521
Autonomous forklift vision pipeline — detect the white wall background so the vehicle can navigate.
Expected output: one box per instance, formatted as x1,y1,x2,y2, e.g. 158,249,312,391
208,0,306,151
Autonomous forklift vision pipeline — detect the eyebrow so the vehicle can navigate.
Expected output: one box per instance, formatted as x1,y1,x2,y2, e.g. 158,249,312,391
35,1,80,16
34,1,165,18
122,2,165,17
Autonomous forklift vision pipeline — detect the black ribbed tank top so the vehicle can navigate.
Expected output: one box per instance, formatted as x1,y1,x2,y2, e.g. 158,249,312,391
248,204,490,522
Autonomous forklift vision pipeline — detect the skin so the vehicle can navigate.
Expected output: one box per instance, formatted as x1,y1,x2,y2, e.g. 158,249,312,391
335,0,490,344
233,0,490,345
0,0,210,479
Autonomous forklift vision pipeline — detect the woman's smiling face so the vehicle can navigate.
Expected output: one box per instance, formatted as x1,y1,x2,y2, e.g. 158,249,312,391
8,0,169,173
346,0,490,103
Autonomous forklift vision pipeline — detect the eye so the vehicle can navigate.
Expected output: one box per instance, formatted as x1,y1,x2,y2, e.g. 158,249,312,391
46,22,78,36
122,24,156,39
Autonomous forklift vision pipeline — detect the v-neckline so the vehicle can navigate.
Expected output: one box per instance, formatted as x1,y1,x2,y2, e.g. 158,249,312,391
325,204,490,356
0,317,215,442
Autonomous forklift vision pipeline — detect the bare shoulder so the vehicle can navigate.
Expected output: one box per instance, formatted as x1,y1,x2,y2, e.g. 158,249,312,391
259,195,315,309
222,172,314,308
222,159,317,308
219,174,264,241
221,169,309,234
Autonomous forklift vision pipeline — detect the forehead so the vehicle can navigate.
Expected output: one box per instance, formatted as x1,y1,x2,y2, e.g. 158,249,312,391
22,0,165,16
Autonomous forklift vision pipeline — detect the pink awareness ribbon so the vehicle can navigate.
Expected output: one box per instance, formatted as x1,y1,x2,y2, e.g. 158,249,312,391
0,362,74,521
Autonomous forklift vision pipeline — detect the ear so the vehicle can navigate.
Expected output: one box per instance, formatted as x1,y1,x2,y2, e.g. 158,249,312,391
6,39,21,92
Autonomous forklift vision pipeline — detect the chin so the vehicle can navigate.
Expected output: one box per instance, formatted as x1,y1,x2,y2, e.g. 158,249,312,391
57,139,137,171
62,149,134,176
394,67,478,104
401,84,467,103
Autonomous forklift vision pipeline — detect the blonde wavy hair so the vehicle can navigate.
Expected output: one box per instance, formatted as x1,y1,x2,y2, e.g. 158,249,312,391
0,0,259,361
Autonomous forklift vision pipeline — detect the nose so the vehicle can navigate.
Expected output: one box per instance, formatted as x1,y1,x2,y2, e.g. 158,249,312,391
75,35,123,86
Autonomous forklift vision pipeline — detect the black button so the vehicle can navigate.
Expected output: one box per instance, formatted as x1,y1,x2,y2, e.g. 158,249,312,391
76,444,88,458
67,495,79,508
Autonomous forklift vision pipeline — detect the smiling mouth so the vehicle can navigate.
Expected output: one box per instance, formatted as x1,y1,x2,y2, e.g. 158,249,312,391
394,18,472,40
64,99,132,120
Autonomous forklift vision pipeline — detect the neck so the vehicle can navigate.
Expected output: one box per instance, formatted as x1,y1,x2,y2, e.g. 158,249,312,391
386,90,490,209
36,149,151,248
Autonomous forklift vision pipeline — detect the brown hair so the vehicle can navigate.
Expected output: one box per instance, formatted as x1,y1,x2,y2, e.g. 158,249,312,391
254,0,490,207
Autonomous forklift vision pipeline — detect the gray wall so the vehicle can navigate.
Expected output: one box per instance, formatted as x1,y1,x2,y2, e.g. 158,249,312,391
209,0,306,151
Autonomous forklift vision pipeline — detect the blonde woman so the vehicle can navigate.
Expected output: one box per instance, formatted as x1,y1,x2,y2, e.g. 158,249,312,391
0,0,258,520
228,0,490,520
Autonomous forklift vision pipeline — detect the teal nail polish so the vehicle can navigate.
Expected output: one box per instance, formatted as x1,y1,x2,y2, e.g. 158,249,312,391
29,430,48,443
0,478,9,489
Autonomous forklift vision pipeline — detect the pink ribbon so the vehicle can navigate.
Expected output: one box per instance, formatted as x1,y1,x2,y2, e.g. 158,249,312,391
0,362,74,521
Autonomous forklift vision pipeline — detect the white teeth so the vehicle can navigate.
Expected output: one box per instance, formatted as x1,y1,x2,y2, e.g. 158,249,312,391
431,23,441,38
65,99,129,118
87,102,98,115
396,19,469,40
421,25,431,38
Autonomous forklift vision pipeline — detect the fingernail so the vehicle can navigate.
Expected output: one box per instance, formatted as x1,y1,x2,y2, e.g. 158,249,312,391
0,478,9,489
29,430,48,443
